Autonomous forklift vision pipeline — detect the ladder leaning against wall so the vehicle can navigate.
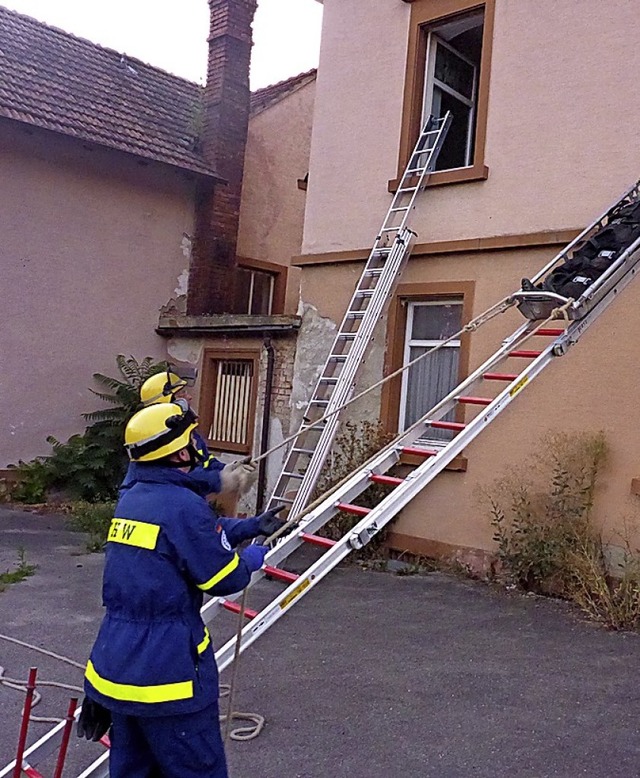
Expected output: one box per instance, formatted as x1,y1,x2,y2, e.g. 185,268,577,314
267,112,452,517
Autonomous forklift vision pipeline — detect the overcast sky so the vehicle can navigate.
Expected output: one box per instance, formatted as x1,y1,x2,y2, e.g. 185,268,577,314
1,0,323,89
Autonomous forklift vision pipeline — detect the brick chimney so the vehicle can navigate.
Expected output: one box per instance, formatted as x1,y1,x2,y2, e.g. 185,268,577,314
187,0,257,315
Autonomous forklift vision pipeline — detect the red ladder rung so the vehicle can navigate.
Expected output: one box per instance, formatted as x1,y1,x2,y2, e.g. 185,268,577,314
336,502,371,517
508,350,542,358
369,474,404,486
300,532,337,549
222,600,259,619
430,420,466,431
400,447,438,458
263,565,299,585
457,396,491,406
483,372,518,381
536,328,564,336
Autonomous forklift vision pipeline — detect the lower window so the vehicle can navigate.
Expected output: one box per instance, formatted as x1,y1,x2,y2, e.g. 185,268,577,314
399,299,463,436
199,351,259,454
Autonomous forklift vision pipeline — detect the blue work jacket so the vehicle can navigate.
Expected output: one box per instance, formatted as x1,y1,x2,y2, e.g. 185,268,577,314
85,464,261,718
120,429,225,496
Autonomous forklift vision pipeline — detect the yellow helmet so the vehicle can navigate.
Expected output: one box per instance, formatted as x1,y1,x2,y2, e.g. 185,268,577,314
140,371,188,406
125,403,197,462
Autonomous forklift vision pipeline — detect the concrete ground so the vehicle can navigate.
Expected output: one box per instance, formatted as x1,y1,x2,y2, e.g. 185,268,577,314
1,506,640,778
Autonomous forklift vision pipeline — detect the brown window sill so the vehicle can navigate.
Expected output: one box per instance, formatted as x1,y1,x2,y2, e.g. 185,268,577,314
388,163,489,193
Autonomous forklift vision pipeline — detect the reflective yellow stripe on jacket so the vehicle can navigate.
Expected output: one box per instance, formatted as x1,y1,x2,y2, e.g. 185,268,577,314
197,627,211,654
197,553,240,591
85,660,193,704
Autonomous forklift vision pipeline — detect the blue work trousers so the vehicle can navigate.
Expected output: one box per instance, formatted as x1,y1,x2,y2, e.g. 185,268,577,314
109,702,228,778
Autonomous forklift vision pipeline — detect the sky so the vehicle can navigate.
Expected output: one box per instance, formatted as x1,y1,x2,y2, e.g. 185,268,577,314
1,0,323,89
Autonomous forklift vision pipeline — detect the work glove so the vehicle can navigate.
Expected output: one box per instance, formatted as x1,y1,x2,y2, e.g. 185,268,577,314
219,457,258,496
256,505,287,538
77,696,111,742
241,544,269,573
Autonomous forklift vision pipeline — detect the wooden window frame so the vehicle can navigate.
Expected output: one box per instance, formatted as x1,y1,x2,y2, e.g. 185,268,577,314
390,0,496,192
199,348,260,455
381,281,475,434
237,256,288,315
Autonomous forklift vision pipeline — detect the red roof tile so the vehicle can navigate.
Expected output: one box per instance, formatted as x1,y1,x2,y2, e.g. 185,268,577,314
0,5,217,177
250,69,317,116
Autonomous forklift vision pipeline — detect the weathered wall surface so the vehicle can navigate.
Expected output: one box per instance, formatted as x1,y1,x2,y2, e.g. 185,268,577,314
238,80,315,312
1,121,196,466
303,0,640,253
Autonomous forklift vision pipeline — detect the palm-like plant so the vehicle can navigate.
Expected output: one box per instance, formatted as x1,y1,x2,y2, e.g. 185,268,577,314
83,355,168,426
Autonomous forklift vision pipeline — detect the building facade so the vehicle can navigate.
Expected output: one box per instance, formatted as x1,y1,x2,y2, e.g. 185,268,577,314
294,0,640,565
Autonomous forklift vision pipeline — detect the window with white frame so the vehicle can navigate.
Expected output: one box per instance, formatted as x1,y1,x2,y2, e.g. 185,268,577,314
422,9,484,171
237,267,275,315
399,299,463,437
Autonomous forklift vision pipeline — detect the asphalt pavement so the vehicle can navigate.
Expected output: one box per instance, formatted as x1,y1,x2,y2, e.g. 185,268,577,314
1,506,639,778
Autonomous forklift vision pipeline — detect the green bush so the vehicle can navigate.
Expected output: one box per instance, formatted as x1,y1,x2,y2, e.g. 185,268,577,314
485,430,640,631
67,500,117,552
10,355,168,503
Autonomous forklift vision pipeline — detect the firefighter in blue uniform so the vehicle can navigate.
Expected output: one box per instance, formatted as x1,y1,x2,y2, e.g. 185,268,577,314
78,402,285,777
120,370,257,498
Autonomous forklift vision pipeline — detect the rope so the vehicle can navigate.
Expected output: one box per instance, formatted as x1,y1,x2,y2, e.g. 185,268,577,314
0,632,265,740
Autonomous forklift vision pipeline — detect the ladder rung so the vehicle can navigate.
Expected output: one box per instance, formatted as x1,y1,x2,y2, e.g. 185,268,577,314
329,355,348,361
536,328,565,336
389,206,410,213
271,496,294,503
400,446,438,458
364,269,383,277
263,565,299,585
457,396,492,406
508,350,543,358
336,502,371,517
483,372,519,382
291,448,315,456
354,289,375,297
283,471,305,479
346,311,366,318
318,377,339,383
397,187,417,194
300,532,337,549
222,600,259,619
429,420,466,431
309,399,329,406
370,474,404,486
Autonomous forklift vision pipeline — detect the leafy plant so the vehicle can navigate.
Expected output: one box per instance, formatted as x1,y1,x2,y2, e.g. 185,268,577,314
313,420,395,560
487,431,608,596
10,355,168,503
485,430,640,631
67,500,117,552
0,548,37,592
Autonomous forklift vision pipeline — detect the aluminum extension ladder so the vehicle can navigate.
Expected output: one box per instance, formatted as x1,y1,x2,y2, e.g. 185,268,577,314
8,180,640,778
267,112,452,518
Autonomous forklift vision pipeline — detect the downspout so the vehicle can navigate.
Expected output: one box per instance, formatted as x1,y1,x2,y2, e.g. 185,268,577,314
256,337,275,511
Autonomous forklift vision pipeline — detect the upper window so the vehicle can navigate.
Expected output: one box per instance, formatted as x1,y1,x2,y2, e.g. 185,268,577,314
236,267,276,315
393,0,495,189
422,10,484,171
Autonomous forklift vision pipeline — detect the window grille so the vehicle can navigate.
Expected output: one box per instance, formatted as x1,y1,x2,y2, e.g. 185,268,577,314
206,358,255,453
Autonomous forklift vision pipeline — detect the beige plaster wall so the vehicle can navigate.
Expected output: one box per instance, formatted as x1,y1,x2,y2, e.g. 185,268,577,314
303,0,640,253
1,120,197,467
238,80,315,312
298,247,640,553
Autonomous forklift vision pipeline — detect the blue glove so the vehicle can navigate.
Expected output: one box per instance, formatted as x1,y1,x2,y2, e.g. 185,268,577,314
241,544,269,573
256,505,287,537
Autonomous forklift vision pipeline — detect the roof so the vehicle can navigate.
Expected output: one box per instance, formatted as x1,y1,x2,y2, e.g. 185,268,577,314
250,69,317,117
0,5,216,178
